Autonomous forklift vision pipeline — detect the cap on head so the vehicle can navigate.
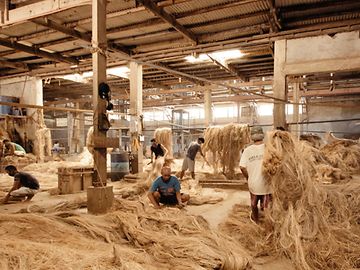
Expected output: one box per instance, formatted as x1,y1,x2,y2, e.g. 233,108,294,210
250,126,264,135
250,126,264,141
198,138,205,144
5,165,17,172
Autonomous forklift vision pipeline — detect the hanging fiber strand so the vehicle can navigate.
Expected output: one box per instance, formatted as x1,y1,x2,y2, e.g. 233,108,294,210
203,124,250,179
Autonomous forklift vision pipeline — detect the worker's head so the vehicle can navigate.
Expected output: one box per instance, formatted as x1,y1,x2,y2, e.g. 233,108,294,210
3,139,10,145
161,166,172,182
198,138,205,144
150,138,156,145
250,126,264,142
5,165,18,176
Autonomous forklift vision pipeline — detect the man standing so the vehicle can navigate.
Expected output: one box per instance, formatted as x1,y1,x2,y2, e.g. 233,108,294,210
150,138,168,163
240,126,271,223
179,137,206,180
2,165,40,204
148,166,190,209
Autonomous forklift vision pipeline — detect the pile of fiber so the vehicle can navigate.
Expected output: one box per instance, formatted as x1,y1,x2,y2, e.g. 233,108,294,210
261,130,360,270
203,124,250,179
0,197,251,270
294,139,349,184
23,161,85,174
1,153,37,166
154,127,173,158
320,140,360,172
34,127,52,162
299,133,323,148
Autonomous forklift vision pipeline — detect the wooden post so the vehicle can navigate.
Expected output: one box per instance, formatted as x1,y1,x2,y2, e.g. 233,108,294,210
273,39,287,129
92,0,107,185
88,0,113,214
129,61,143,173
204,87,212,126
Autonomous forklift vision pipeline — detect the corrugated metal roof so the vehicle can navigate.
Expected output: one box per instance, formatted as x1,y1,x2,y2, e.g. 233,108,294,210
176,1,268,26
275,0,327,8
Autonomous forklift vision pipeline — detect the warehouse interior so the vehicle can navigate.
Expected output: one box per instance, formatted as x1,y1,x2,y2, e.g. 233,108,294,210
0,0,360,269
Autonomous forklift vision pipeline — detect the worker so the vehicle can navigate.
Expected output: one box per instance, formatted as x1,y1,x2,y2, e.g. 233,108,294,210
1,165,40,204
148,166,190,209
3,139,26,156
150,138,168,163
240,126,272,223
179,137,207,180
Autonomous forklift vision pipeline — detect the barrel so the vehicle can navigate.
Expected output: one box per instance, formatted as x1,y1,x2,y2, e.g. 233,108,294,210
110,150,129,181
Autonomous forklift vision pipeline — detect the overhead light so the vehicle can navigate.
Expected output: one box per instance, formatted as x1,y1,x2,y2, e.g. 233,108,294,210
185,49,245,64
56,65,129,83
184,54,210,63
107,66,130,79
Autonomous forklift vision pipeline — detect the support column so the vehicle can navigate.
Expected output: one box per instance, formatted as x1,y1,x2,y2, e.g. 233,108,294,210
129,61,143,173
78,103,85,152
273,40,287,129
291,81,300,137
88,0,113,215
67,111,74,153
204,87,212,126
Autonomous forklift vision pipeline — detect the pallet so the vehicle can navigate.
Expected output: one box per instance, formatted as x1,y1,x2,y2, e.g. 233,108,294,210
199,179,248,190
58,166,94,194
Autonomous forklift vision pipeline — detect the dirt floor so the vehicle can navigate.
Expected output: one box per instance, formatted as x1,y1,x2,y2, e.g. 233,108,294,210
0,157,296,270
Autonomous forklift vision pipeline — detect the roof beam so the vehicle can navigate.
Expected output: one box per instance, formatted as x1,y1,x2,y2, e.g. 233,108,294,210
0,58,29,70
32,17,92,42
0,0,91,26
206,53,246,81
136,0,198,44
266,0,281,33
0,38,79,65
32,17,132,57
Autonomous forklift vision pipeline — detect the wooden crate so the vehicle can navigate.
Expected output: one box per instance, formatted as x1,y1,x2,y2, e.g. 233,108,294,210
58,166,94,194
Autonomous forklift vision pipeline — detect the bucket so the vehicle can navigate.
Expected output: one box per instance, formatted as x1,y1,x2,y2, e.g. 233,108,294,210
110,149,129,181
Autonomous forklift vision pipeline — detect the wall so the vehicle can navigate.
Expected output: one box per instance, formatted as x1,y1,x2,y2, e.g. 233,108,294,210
0,76,44,147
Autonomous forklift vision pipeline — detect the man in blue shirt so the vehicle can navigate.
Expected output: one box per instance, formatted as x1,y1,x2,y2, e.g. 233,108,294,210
148,166,190,209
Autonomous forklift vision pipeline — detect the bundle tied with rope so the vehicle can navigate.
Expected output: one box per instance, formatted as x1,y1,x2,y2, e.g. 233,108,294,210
203,123,250,179
261,130,360,270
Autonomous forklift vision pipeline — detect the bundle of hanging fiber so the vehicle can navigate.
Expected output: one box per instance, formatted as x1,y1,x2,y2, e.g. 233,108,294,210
203,124,250,179
154,127,173,158
262,130,360,270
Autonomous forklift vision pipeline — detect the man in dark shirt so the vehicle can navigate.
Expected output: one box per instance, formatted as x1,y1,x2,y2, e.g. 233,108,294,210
2,165,40,204
179,137,206,180
150,138,168,163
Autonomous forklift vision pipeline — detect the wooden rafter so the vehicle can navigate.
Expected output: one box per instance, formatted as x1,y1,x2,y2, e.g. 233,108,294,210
267,0,281,33
136,0,198,44
206,53,246,81
0,37,78,65
0,58,29,70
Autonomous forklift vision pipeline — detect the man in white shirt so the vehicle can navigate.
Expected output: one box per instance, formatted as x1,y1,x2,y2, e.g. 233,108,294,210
240,126,272,222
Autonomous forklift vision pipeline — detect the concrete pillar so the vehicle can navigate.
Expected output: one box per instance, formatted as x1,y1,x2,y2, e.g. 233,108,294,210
78,103,85,152
273,40,287,129
204,87,212,126
291,81,300,137
67,111,74,153
129,61,143,173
